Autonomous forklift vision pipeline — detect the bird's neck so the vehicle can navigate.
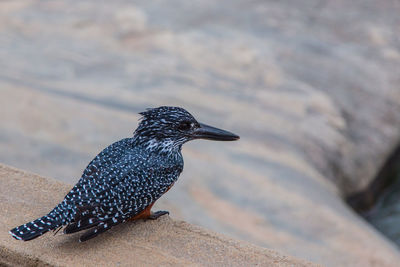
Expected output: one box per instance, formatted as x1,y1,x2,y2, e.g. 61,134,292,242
132,136,183,156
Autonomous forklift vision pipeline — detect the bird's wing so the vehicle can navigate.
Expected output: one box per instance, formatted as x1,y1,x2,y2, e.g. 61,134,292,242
53,138,132,221
63,151,182,241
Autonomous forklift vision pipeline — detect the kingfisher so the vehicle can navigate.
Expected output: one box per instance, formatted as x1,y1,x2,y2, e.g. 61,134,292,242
10,106,239,242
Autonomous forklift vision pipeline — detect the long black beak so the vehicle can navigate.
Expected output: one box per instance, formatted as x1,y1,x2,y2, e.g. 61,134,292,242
192,123,240,141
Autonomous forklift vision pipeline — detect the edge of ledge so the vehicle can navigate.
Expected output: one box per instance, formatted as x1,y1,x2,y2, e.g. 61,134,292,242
0,163,316,266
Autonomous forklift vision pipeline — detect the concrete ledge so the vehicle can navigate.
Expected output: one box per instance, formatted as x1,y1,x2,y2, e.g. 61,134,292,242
0,164,315,266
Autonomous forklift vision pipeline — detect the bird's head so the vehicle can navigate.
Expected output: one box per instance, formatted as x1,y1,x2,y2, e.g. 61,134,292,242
134,106,239,153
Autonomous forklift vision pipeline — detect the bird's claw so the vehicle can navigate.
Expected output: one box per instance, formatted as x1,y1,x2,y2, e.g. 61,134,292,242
147,210,169,220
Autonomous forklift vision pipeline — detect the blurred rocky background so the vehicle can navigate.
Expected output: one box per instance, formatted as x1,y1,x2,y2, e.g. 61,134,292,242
1,0,400,266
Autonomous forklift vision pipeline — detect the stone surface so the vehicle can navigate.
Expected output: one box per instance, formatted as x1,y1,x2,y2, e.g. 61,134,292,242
0,164,314,267
1,0,400,266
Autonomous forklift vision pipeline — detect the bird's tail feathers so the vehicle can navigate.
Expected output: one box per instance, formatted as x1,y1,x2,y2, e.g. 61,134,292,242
63,217,99,234
9,215,61,241
78,216,123,242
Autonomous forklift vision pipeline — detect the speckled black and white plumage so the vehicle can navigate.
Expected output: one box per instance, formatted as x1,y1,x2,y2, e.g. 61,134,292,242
9,106,239,242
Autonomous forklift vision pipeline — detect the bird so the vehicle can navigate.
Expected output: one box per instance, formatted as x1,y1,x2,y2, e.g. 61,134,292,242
9,106,239,242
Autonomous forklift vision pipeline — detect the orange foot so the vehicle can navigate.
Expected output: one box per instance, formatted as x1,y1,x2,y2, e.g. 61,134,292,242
127,203,169,221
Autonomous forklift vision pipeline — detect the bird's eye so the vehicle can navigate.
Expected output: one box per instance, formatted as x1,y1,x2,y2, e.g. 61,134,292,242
178,121,192,131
